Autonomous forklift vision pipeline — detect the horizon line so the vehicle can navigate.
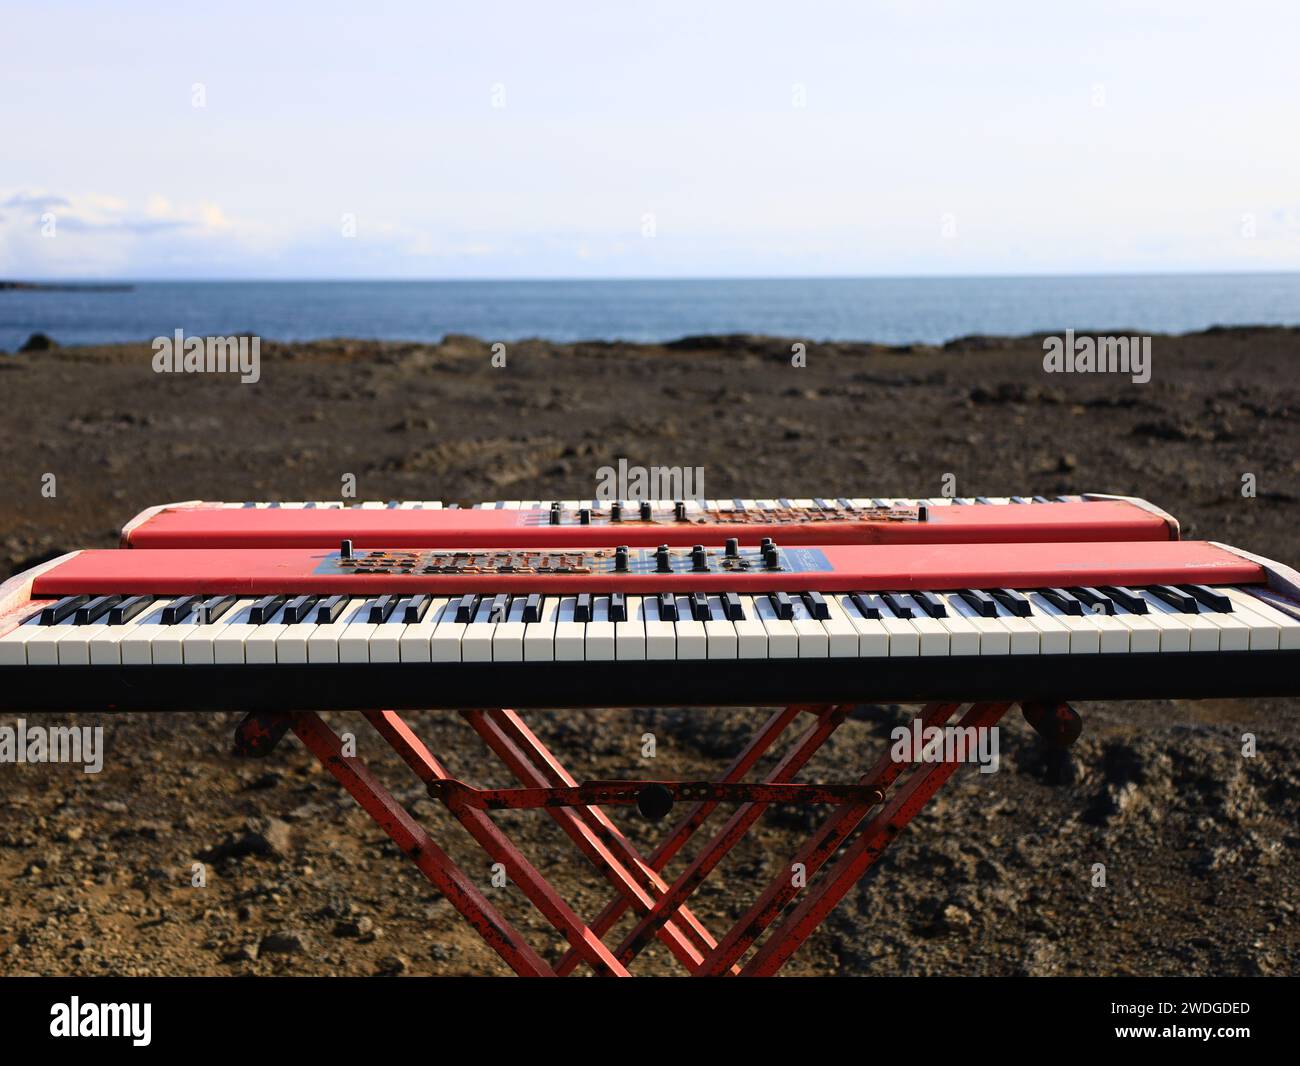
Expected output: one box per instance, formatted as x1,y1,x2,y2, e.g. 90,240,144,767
5,268,1300,285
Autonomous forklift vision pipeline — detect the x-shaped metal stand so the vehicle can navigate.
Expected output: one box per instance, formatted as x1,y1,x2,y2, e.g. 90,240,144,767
235,697,1059,976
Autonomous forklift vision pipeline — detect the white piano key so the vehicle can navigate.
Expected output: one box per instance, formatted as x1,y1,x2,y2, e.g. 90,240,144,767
1141,592,1220,652
554,597,585,661
615,596,647,661
1224,588,1300,649
734,595,770,659
461,600,498,663
789,598,829,658
306,599,369,664
181,598,258,664
492,598,528,662
247,605,295,664
942,593,1012,655
1026,593,1101,655
874,601,919,658
585,597,616,661
1011,596,1071,654
817,593,861,657
400,598,450,662
754,595,798,658
1129,594,1192,652
120,602,175,665
704,595,737,659
367,609,409,664
673,595,707,660
524,596,561,662
924,597,981,656
987,599,1040,654
643,596,677,660
834,593,890,657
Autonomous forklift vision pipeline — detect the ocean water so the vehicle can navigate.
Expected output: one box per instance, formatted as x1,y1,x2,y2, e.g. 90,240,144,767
2,274,1298,352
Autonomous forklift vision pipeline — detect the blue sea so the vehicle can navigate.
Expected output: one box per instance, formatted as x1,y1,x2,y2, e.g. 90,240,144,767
2,274,1298,352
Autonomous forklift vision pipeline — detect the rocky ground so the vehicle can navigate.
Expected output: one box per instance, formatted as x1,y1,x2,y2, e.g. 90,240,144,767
0,327,1297,976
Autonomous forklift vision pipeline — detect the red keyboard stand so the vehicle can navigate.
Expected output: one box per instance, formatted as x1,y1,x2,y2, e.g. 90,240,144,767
234,699,1045,976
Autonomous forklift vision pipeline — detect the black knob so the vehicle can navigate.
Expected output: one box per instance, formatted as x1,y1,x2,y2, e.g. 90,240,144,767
615,546,629,572
761,537,774,550
692,546,708,572
579,508,591,525
340,539,353,559
764,546,780,569
549,509,561,526
656,545,672,573
640,501,652,521
674,501,687,521
611,501,623,522
917,503,929,522
725,538,739,557
636,783,675,821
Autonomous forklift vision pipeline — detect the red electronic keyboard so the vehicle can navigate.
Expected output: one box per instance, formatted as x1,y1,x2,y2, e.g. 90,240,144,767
4,538,1296,711
119,493,1180,549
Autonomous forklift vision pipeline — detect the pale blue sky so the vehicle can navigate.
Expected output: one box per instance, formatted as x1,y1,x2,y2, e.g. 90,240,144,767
3,0,1298,278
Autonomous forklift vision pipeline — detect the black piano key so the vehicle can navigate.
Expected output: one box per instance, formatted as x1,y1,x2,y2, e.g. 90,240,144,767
162,595,203,625
957,589,999,618
1069,586,1116,615
733,497,747,510
1010,495,1029,504
949,497,967,505
801,591,830,620
522,593,542,623
488,593,510,623
1031,495,1050,503
908,590,947,618
315,595,350,624
608,592,627,623
249,595,288,624
1098,586,1149,614
850,592,882,619
1177,584,1232,613
574,593,593,623
1039,587,1084,615
368,594,401,624
975,496,994,505
778,497,793,509
201,595,238,624
74,594,124,625
1145,584,1198,613
108,595,153,625
879,593,914,619
989,588,1032,617
690,592,712,621
657,592,679,622
838,497,854,509
771,591,794,621
40,595,90,625
402,594,434,623
283,594,321,624
721,591,745,621
814,497,832,510
454,594,480,624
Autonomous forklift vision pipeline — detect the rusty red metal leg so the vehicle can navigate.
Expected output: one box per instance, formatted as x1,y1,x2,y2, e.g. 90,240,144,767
554,703,807,976
695,701,995,974
462,708,714,971
611,703,853,967
739,700,1012,976
288,711,554,977
362,710,629,976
